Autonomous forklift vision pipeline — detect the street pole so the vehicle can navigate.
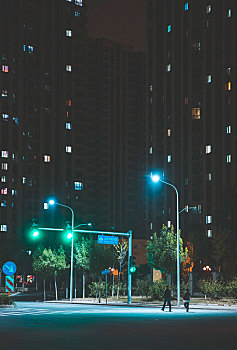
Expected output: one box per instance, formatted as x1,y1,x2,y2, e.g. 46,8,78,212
69,208,74,303
127,230,132,305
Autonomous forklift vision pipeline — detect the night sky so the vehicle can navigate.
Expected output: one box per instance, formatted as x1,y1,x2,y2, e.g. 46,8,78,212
87,0,146,51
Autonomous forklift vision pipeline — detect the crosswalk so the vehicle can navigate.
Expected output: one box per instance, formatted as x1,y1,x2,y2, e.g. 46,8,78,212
0,307,91,317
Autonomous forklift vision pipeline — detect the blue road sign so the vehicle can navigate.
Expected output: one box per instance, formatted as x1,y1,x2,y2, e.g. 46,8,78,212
2,261,17,276
98,235,118,245
102,269,110,275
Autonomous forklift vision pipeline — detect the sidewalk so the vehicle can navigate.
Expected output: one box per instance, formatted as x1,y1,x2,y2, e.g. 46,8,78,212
47,298,237,311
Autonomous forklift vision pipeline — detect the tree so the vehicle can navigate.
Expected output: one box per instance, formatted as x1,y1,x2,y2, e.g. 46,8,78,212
113,241,128,298
74,236,94,298
32,245,67,301
146,225,188,282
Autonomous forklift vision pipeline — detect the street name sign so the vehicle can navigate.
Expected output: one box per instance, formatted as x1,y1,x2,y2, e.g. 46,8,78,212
98,235,118,245
102,269,110,275
2,261,17,276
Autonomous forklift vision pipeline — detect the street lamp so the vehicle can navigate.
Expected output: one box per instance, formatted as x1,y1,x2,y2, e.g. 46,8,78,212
151,173,181,307
49,199,74,303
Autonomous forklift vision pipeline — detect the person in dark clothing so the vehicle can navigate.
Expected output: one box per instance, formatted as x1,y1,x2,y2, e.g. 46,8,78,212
161,285,172,311
183,288,191,312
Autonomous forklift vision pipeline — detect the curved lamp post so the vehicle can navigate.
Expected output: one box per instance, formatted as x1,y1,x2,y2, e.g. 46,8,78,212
151,174,180,307
49,199,74,303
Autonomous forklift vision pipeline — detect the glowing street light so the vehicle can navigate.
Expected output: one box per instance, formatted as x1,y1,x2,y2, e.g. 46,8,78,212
49,199,74,303
151,173,181,307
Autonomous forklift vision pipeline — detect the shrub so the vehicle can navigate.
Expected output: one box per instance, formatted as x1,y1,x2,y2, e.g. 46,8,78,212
135,279,151,297
148,280,167,300
226,278,237,298
88,281,107,298
198,280,226,299
0,293,14,305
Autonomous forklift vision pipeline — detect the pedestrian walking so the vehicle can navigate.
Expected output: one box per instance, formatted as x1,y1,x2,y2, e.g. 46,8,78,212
161,285,172,312
183,288,191,312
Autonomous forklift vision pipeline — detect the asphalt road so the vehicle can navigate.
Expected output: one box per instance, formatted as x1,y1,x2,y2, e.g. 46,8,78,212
0,302,236,350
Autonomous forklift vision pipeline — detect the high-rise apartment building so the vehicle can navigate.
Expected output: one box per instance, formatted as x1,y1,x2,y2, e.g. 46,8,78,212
147,0,237,271
0,0,146,251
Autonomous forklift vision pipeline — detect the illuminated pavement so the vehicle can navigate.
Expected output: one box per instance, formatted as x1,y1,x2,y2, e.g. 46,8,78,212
0,302,236,349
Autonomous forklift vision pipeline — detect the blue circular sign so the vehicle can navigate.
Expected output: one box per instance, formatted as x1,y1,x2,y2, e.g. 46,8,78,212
2,261,17,276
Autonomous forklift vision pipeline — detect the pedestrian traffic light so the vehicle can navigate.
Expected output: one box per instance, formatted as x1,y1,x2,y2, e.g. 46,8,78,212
32,218,39,238
129,256,136,274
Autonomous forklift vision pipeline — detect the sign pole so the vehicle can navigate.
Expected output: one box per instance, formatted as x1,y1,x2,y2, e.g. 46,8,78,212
127,230,132,305
106,274,107,305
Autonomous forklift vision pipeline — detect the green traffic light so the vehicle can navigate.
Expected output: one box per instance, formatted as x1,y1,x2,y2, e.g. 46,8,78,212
130,266,136,273
33,230,39,237
67,232,72,239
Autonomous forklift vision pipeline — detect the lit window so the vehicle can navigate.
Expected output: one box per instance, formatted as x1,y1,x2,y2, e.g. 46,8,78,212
185,2,188,11
227,82,231,91
206,215,212,224
208,173,212,181
66,99,72,106
66,122,71,130
168,25,172,32
1,163,8,170
44,155,51,163
66,146,72,153
0,225,7,232
75,11,80,17
2,65,8,73
44,202,49,210
226,154,232,163
75,0,83,5
75,181,83,190
227,9,232,18
206,5,212,14
1,201,7,207
167,129,171,136
149,146,153,154
1,151,8,158
22,177,26,184
150,222,153,229
2,90,7,97
166,64,171,72
66,30,72,37
2,114,9,121
12,189,16,195
66,65,72,72
226,67,231,76
206,75,212,83
192,108,201,119
184,178,188,185
207,229,212,238
167,155,172,163
1,176,6,183
226,125,231,134
149,85,153,92
197,204,202,213
28,46,34,53
205,145,211,154
167,220,171,228
66,0,72,2
1,188,7,195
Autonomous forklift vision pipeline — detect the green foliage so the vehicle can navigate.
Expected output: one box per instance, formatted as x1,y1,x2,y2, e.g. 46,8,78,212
226,278,237,298
148,280,167,300
0,294,14,305
88,281,108,297
135,279,151,297
32,245,67,278
146,225,188,275
113,241,128,270
198,279,226,299
90,243,116,276
74,236,94,271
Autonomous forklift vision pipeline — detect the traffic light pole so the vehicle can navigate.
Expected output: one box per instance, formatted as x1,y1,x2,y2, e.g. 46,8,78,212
127,230,132,305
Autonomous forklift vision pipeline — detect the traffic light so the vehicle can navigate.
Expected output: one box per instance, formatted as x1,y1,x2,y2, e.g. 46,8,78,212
32,218,39,238
129,256,136,274
66,222,72,239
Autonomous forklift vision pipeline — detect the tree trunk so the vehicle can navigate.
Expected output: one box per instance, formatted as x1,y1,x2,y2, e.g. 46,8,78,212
54,275,58,301
117,264,122,299
35,277,38,291
98,276,101,303
74,270,77,299
43,278,46,301
49,280,52,291
112,267,115,297
83,271,86,298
